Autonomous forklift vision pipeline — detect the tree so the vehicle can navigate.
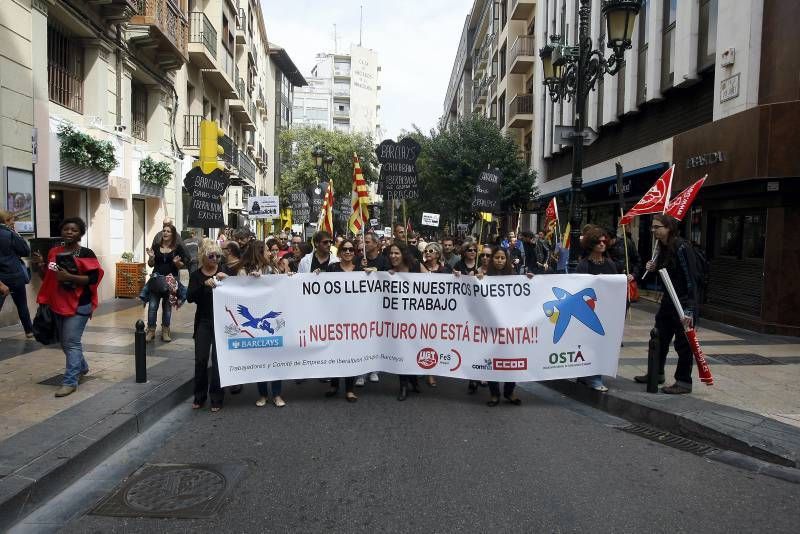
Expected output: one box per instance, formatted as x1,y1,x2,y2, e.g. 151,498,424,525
278,127,379,201
405,115,537,234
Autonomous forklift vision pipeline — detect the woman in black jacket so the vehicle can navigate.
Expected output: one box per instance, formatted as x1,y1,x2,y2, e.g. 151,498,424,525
187,239,226,412
388,242,422,401
0,210,32,337
636,214,698,394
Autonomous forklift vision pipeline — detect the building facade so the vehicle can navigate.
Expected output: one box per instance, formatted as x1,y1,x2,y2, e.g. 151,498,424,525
293,46,381,138
0,0,302,326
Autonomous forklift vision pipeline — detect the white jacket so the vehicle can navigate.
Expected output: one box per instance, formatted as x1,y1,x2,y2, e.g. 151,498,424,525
297,252,339,273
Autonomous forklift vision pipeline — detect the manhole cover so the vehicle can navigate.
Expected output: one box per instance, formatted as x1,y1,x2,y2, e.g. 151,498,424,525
708,353,782,365
92,463,246,519
38,374,96,386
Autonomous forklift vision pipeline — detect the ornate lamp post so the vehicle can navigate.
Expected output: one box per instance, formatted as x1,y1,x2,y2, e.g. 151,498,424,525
539,0,640,271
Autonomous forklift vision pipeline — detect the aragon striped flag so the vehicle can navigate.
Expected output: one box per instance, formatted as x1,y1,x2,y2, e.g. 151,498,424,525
318,180,335,234
348,153,370,234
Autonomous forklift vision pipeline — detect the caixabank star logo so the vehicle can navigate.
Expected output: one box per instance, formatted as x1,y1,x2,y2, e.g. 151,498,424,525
224,305,285,349
542,287,605,343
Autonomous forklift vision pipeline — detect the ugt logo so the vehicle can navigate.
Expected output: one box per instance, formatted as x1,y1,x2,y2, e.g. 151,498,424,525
542,287,605,343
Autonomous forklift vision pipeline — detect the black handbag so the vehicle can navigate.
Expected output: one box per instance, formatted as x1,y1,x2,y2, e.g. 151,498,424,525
32,304,58,345
148,274,169,297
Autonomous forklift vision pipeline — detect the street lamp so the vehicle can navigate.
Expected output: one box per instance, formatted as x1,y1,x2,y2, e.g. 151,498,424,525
539,0,641,272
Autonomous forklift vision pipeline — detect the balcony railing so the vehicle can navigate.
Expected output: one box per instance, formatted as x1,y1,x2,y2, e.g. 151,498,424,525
510,35,536,66
334,87,351,97
509,94,533,115
249,101,257,122
239,151,255,183
220,135,237,168
221,46,235,81
188,12,217,58
236,77,246,99
131,0,188,63
183,114,201,147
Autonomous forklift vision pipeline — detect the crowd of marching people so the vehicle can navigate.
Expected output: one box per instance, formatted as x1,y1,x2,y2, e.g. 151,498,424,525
6,213,701,406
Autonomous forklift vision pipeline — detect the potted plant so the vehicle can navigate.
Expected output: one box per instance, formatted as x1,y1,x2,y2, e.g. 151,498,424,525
139,156,172,197
115,251,146,298
57,124,118,176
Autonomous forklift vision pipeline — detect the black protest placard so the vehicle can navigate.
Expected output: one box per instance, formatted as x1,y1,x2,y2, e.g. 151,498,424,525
335,196,351,222
310,182,327,215
184,167,229,228
289,191,311,224
472,168,502,213
376,137,421,200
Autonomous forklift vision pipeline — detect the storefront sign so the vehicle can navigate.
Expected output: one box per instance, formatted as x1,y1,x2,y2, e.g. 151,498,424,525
213,273,626,385
720,73,740,103
376,138,421,200
686,151,725,169
248,195,280,219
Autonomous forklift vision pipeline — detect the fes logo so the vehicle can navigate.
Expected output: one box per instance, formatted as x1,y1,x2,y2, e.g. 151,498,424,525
542,287,605,343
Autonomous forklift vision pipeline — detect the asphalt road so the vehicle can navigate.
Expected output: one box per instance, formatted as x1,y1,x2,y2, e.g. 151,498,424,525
50,377,800,533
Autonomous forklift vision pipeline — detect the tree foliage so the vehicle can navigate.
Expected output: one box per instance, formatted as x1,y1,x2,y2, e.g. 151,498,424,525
278,127,379,201
405,115,537,229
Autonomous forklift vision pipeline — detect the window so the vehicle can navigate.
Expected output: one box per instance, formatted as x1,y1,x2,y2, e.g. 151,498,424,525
661,0,676,90
500,0,507,30
636,0,649,104
131,84,147,141
713,210,766,260
499,43,506,80
697,0,718,71
48,23,84,113
498,92,506,127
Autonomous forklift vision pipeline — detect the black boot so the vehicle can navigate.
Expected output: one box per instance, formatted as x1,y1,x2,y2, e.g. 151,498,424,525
397,385,408,401
410,377,421,393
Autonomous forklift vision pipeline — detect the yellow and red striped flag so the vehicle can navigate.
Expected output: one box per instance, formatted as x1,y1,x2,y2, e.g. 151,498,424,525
348,153,370,234
318,180,334,234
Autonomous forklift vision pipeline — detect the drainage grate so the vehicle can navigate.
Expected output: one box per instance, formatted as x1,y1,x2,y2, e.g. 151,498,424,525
91,463,247,519
621,424,718,457
37,374,96,386
708,353,783,365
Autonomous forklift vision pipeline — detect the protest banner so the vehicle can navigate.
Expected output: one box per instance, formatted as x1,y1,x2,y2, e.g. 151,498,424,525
421,212,440,227
376,138,421,200
213,273,626,386
248,196,280,219
184,167,229,228
472,169,502,212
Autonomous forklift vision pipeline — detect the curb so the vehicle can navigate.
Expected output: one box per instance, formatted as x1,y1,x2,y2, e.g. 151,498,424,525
544,377,800,469
0,361,193,530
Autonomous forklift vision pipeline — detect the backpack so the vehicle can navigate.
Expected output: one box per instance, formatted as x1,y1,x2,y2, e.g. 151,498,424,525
680,240,710,301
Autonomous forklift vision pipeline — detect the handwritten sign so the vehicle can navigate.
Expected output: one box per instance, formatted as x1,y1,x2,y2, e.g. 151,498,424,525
472,169,502,212
184,167,229,228
289,191,311,224
376,138,421,200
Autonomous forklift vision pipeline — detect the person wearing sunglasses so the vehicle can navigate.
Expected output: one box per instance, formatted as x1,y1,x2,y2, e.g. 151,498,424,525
322,238,362,401
453,241,480,276
478,245,493,274
421,242,451,275
574,225,616,392
297,231,339,273
187,239,228,412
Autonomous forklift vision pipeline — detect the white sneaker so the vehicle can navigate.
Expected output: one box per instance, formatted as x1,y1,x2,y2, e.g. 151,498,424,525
355,376,366,387
369,372,379,383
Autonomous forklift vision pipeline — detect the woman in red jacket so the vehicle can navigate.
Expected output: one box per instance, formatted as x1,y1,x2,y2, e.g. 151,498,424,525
32,218,103,397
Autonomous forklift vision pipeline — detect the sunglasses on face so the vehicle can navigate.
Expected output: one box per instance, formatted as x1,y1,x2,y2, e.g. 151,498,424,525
341,247,355,252
480,253,491,258
207,253,222,260
466,248,477,253
424,249,436,254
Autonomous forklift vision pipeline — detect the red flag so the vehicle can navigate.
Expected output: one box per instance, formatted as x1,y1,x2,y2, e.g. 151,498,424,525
665,175,706,221
685,328,714,385
406,217,413,234
619,165,674,225
545,198,559,240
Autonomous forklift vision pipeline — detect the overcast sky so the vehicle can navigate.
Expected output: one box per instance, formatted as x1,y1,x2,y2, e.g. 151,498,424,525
262,0,472,139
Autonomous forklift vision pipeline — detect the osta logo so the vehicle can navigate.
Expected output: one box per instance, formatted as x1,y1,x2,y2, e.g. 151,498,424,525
416,348,439,370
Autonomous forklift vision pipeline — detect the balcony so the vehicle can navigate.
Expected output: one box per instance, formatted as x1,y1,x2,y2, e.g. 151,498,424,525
183,114,201,148
95,0,138,23
188,12,216,69
220,135,238,169
256,89,266,110
510,36,536,74
334,64,351,78
508,94,534,128
333,108,350,119
235,7,246,44
510,0,536,21
229,78,246,112
129,0,189,71
333,87,350,99
203,46,237,97
238,151,256,186
248,41,258,65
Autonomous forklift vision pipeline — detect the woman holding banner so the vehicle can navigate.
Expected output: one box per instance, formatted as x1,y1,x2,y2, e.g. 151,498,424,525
238,241,286,408
453,242,479,276
324,238,361,402
187,239,226,411
478,247,523,406
635,214,698,394
388,242,423,400
421,242,451,388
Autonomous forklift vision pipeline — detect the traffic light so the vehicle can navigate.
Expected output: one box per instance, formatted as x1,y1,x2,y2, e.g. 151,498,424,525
196,119,225,174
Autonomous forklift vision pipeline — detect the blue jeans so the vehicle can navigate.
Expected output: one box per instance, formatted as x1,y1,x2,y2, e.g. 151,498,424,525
0,279,33,333
147,293,172,328
579,375,605,389
257,381,283,397
55,304,91,387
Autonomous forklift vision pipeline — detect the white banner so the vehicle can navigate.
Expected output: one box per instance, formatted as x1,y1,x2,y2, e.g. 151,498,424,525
248,195,280,219
213,273,627,386
421,212,440,227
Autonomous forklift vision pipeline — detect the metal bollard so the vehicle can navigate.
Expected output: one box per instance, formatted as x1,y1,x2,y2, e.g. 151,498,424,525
646,328,660,393
135,319,147,383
